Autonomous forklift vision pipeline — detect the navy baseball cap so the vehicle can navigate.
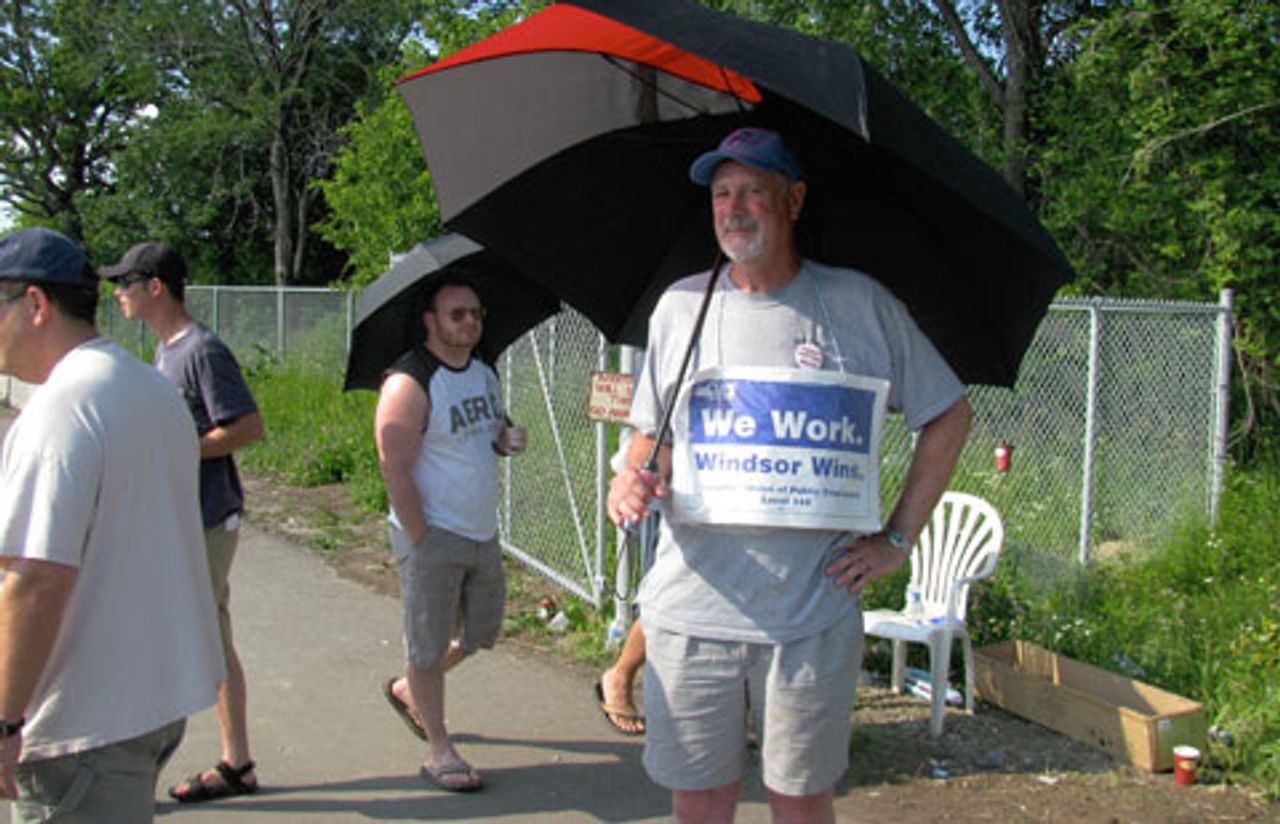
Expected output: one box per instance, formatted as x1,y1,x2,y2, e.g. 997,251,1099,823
0,228,96,287
100,241,187,286
689,127,805,185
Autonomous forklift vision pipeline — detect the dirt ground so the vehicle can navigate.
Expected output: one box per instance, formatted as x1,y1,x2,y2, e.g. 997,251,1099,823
241,473,1277,822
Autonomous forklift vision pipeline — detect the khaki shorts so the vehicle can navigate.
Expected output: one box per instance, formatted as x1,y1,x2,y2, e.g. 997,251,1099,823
390,526,506,670
204,516,241,658
642,614,863,797
13,719,186,823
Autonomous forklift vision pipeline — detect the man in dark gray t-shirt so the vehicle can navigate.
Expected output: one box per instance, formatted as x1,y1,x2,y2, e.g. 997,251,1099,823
104,242,265,804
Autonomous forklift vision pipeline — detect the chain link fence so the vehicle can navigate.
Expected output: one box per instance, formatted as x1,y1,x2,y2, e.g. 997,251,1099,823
98,285,355,369
85,285,1232,609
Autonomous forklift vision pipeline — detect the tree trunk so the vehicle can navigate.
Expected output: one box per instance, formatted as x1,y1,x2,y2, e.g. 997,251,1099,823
270,130,294,286
998,0,1034,196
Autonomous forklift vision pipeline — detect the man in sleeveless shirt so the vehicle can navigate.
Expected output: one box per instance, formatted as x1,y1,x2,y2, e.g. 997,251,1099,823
607,129,972,822
375,274,525,792
104,241,265,803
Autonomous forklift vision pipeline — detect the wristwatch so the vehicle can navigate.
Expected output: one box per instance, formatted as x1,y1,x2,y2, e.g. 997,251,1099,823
0,718,23,741
884,527,909,553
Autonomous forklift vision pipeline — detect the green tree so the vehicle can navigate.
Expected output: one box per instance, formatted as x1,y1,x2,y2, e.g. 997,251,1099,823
148,0,423,284
0,0,160,241
317,0,542,287
709,0,998,163
317,57,441,289
78,94,276,284
1037,0,1279,452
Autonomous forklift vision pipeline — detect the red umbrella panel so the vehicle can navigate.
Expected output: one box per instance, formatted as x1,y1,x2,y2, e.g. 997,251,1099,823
397,0,1075,387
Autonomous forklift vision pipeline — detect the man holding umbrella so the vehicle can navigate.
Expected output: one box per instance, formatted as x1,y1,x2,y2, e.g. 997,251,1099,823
607,128,972,821
375,273,525,792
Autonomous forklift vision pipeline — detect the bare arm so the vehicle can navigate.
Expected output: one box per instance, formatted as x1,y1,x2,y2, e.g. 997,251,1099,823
0,558,76,798
199,410,265,459
375,374,430,543
826,395,972,594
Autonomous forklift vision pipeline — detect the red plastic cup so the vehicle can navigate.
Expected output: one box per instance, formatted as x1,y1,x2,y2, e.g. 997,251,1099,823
1172,745,1201,786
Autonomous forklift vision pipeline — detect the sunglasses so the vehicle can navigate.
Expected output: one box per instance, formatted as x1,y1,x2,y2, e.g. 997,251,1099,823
434,306,486,322
110,273,152,289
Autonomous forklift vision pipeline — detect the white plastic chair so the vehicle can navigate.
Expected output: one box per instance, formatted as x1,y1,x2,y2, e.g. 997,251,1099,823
863,491,1004,737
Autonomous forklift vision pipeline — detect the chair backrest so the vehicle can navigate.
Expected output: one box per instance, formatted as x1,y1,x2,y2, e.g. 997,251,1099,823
909,491,1004,622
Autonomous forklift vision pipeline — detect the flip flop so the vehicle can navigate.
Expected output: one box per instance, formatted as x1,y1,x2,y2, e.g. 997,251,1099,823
169,760,258,804
420,761,483,793
594,679,645,736
383,677,429,741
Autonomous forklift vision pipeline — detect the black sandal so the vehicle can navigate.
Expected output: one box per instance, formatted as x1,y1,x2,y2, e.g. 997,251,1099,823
169,759,258,803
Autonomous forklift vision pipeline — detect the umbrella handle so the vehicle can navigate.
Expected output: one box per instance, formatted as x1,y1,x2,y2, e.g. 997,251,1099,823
643,250,725,474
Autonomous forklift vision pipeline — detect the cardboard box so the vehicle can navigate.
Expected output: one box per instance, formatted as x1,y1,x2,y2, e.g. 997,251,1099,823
974,640,1206,772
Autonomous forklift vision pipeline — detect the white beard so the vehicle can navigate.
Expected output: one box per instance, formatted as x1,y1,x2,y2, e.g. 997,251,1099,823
718,219,765,262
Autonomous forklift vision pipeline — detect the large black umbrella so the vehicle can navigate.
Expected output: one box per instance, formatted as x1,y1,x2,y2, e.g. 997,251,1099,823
343,233,561,391
397,0,1075,387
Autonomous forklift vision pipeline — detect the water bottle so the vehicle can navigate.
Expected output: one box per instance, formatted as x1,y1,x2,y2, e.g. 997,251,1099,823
904,585,924,620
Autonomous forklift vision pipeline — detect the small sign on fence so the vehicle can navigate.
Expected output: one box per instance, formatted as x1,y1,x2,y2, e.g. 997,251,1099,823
586,371,636,424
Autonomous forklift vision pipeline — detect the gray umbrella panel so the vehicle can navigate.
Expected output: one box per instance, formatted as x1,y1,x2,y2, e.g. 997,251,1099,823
343,234,561,392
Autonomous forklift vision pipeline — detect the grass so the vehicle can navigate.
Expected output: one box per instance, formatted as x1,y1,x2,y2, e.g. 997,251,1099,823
240,358,1280,799
958,459,1280,797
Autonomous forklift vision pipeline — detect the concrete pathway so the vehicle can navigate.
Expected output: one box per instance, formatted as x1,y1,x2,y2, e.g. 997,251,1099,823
152,523,699,822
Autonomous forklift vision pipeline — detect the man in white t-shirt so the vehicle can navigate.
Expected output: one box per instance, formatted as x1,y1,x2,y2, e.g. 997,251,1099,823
0,228,223,822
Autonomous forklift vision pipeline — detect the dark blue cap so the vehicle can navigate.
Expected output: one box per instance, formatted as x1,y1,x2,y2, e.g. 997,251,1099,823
689,127,805,185
0,228,96,287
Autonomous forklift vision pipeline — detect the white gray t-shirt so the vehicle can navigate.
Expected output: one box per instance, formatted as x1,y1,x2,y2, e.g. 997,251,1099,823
0,338,223,759
631,260,965,643
385,347,505,547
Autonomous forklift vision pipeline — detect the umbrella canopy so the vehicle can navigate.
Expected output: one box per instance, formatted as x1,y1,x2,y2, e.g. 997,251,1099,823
343,233,561,391
397,0,1076,387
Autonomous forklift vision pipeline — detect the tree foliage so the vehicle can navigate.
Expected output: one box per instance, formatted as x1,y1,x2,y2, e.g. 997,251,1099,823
1036,0,1279,450
157,0,422,284
0,0,160,241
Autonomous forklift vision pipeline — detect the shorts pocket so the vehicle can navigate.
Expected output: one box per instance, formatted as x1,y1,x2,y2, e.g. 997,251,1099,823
15,760,95,820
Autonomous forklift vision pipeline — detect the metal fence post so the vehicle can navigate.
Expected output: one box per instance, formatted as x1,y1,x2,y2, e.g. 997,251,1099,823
595,333,611,635
504,351,513,539
211,285,221,336
1078,300,1102,564
1210,289,1234,524
276,285,286,360
345,289,354,355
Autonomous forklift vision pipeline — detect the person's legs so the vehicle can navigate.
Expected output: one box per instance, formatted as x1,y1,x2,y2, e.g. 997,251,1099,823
643,625,752,819
14,719,186,823
598,620,646,734
673,781,741,824
169,521,256,801
756,615,863,823
396,529,500,791
766,788,836,824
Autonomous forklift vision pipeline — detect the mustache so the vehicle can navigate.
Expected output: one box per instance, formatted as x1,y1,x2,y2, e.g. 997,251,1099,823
720,216,759,233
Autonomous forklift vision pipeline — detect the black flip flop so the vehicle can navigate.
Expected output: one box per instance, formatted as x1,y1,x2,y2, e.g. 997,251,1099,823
383,676,429,740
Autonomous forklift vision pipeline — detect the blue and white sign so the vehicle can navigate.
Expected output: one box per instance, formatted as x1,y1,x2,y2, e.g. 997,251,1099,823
669,366,889,531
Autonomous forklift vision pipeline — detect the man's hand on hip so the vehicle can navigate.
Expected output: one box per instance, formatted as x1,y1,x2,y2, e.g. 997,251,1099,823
825,533,907,595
